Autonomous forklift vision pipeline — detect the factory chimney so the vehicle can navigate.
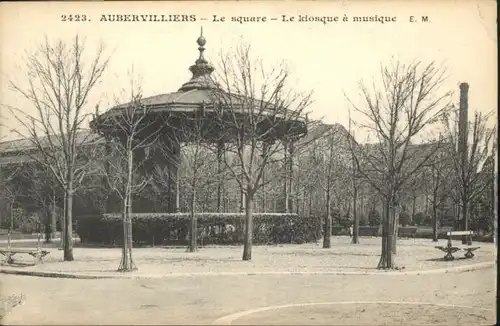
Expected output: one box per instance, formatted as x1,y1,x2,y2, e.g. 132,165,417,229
457,82,469,239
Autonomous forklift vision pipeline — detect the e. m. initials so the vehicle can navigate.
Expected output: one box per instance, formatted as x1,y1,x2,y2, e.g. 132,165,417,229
409,16,430,23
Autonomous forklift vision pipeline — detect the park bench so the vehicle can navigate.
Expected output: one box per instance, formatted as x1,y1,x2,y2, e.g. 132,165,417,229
0,248,50,265
435,230,479,261
0,233,50,265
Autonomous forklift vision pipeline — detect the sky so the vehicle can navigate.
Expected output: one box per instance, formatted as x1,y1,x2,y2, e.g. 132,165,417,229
0,0,497,143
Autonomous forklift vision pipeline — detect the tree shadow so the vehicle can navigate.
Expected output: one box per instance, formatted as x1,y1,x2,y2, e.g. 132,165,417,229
313,265,379,270
421,257,469,262
0,261,34,268
142,257,238,263
279,251,378,257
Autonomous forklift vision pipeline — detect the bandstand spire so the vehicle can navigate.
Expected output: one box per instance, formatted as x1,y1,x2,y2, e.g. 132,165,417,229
178,27,216,91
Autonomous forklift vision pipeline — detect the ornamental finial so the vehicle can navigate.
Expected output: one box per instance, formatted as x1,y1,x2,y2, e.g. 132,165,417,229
197,26,207,61
197,26,206,47
178,28,215,91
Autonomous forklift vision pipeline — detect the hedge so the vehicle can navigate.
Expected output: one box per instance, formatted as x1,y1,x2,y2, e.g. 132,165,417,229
75,212,322,246
359,226,381,237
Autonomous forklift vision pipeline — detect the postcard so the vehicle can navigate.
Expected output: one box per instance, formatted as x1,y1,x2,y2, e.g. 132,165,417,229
0,1,497,325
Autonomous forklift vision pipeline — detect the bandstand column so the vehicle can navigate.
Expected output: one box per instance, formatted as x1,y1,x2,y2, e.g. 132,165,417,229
133,146,147,212
288,141,294,213
240,144,246,213
217,140,224,213
171,141,181,213
261,141,270,212
162,136,181,214
283,141,289,213
104,138,118,213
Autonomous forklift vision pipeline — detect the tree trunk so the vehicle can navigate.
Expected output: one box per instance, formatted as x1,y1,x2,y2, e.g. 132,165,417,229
44,207,52,243
51,199,57,239
392,205,400,255
242,190,253,261
261,165,267,213
127,198,133,267
60,193,66,250
119,208,129,271
9,201,14,233
432,198,439,242
411,194,416,224
118,148,137,272
352,187,360,244
118,194,136,272
63,188,74,261
308,192,312,217
189,189,197,252
461,200,468,244
378,198,394,269
323,189,332,248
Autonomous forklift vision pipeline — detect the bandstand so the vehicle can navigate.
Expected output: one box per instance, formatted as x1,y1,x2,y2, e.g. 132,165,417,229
92,30,308,215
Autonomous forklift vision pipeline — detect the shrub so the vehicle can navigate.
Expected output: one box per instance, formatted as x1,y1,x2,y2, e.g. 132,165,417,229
75,212,321,246
399,211,411,227
470,215,493,233
413,212,427,226
18,213,42,234
358,215,368,226
330,209,342,224
398,226,418,238
368,209,381,226
1,207,26,230
359,226,381,237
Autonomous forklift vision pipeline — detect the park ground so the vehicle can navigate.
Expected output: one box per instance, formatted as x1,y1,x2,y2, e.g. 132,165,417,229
0,237,497,325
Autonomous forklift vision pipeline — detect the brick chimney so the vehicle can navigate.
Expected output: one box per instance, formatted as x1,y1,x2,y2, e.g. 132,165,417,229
457,83,469,234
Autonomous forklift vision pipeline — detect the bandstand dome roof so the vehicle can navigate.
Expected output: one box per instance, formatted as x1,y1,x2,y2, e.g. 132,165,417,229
105,28,229,115
102,29,288,117
95,29,308,142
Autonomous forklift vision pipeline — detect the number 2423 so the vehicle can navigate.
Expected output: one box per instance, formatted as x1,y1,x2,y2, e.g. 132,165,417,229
61,14,88,22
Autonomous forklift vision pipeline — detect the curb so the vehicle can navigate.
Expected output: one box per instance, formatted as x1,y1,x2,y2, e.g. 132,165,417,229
0,269,116,279
0,261,495,280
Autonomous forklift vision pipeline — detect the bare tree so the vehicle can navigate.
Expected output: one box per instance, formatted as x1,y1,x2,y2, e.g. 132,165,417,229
291,143,319,218
152,114,222,253
442,108,495,239
0,166,23,234
421,143,454,241
350,144,362,244
93,78,161,272
7,35,109,261
311,126,351,248
17,162,61,242
290,122,331,223
212,43,311,260
347,60,451,269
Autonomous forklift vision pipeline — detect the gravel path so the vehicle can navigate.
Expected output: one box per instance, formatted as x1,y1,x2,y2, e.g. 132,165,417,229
0,267,495,325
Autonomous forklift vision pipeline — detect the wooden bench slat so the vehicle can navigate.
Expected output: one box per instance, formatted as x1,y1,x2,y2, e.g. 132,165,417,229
0,249,42,254
446,231,474,236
